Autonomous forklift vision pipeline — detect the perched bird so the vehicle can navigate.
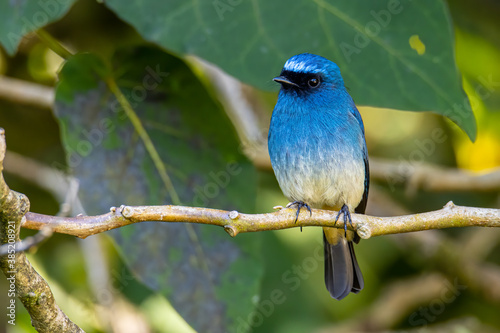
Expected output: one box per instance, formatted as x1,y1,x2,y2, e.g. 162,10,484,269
268,53,369,300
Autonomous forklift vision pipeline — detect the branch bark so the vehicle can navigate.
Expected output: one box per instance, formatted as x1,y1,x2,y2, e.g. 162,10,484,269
0,129,83,333
21,202,500,239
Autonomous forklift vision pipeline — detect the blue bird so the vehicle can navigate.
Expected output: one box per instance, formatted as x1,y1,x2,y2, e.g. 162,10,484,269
268,53,369,300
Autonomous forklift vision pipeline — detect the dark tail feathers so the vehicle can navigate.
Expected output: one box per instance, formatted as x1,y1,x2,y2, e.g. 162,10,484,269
323,232,364,300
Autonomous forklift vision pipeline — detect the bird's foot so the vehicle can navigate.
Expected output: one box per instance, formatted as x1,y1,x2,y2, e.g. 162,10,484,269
335,204,353,237
286,201,312,231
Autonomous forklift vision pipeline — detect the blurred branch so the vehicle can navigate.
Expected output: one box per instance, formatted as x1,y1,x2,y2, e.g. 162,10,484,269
329,229,500,332
4,150,74,204
0,76,54,109
246,144,500,193
370,157,500,194
0,226,52,256
462,228,500,262
189,56,264,145
327,229,500,332
0,129,83,332
22,201,500,239
399,318,500,333
0,29,70,110
351,273,453,331
436,231,500,303
323,316,498,333
365,185,411,216
393,228,500,303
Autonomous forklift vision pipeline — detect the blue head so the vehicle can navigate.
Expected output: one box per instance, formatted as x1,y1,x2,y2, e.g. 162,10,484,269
274,53,346,96
272,53,364,131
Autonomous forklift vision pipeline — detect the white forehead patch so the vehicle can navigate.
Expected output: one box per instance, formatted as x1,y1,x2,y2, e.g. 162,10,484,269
283,58,323,73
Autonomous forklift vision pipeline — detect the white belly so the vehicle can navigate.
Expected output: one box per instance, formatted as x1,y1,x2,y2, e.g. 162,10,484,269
274,145,365,210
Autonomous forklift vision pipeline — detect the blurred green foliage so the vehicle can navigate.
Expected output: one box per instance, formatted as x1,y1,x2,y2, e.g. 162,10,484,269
54,47,262,332
103,0,476,141
0,0,499,332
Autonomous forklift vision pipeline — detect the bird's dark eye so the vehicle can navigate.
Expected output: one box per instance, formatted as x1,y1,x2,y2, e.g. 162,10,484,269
308,77,320,88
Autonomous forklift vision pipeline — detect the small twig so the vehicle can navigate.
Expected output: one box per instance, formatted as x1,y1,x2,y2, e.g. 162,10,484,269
0,226,53,256
57,177,80,217
244,146,500,193
4,150,73,203
21,202,500,239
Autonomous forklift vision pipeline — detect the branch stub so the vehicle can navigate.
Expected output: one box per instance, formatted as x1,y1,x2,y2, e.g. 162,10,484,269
224,225,238,237
121,205,132,218
229,210,239,219
357,223,372,239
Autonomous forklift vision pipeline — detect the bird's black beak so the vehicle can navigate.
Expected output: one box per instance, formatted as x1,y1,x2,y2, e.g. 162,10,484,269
273,76,299,87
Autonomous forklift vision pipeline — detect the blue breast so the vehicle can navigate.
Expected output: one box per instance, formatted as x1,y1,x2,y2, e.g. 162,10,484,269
268,89,366,209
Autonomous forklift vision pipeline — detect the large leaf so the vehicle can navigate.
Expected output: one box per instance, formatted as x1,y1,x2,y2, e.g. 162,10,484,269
0,0,76,55
104,0,476,140
54,46,263,333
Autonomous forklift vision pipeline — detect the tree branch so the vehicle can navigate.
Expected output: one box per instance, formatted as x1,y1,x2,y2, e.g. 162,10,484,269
0,129,83,333
244,144,500,193
21,202,500,239
369,157,500,194
0,76,54,109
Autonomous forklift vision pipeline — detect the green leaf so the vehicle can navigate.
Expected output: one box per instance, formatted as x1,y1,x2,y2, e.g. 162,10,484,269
104,0,476,140
0,0,76,55
54,46,263,333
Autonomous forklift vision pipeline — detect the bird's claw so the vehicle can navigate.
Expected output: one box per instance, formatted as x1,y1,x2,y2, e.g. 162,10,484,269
287,201,312,232
335,204,353,237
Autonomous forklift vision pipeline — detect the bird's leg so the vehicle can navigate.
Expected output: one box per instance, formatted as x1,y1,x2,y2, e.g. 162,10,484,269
334,204,353,237
286,200,312,231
